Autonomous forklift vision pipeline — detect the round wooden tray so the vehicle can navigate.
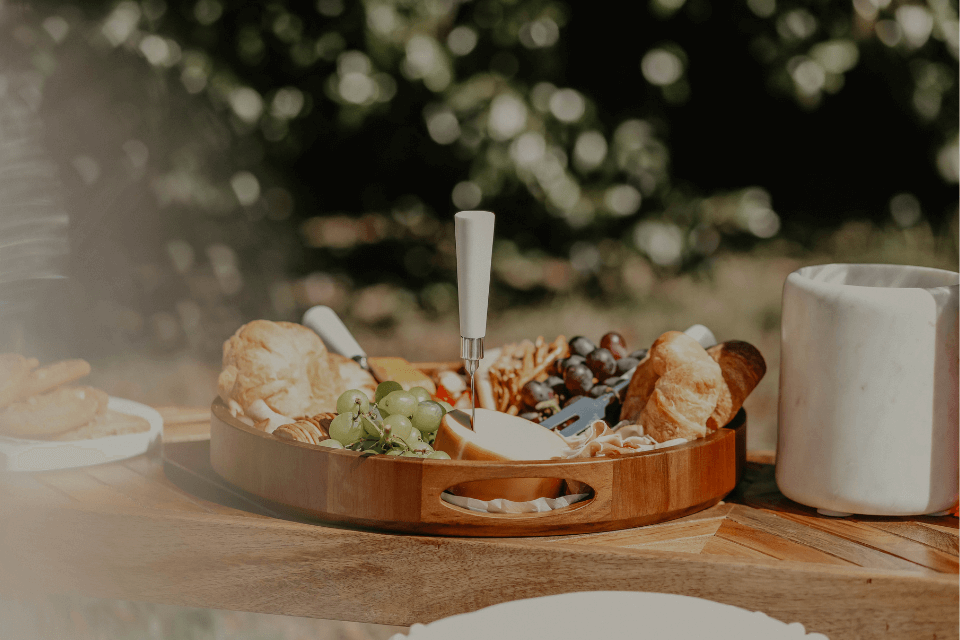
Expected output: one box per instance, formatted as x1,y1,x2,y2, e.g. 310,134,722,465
210,398,746,537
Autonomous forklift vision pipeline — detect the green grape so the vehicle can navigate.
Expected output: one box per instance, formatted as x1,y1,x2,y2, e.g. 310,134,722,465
400,451,419,457
412,401,444,434
409,386,432,404
398,426,422,449
427,451,451,460
329,413,363,445
382,390,417,418
318,439,344,449
385,449,404,456
336,389,370,415
375,380,403,403
437,400,454,413
360,414,382,437
382,414,413,440
416,443,434,453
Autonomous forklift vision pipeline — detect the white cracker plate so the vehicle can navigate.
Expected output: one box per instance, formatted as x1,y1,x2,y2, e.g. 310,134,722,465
390,591,829,640
0,397,162,472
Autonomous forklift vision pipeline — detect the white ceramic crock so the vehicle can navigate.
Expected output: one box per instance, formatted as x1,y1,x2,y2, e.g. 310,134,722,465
776,263,959,516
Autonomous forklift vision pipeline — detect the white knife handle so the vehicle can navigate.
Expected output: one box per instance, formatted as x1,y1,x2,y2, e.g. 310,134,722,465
683,324,717,349
302,306,366,359
455,210,496,339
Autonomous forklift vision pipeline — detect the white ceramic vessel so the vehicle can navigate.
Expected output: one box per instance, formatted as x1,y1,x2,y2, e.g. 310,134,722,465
776,263,959,516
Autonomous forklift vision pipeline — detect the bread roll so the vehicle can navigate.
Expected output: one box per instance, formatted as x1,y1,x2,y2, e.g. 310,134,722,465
640,358,723,442
0,354,39,408
330,353,377,400
620,331,717,424
0,385,109,437
218,320,344,418
705,341,767,431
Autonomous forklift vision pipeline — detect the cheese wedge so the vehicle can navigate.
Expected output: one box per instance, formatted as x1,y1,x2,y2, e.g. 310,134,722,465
434,408,569,502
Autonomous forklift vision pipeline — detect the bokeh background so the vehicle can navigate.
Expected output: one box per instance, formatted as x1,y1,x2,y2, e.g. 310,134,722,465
0,0,957,637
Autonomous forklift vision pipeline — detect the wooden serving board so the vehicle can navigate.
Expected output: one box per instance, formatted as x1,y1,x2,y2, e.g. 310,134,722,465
209,398,746,537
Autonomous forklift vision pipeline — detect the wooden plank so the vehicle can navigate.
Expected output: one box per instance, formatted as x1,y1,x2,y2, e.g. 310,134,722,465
745,450,776,465
35,468,141,508
163,421,211,444
625,535,710,554
84,459,210,514
160,445,279,520
774,510,959,574
917,518,959,533
853,518,959,556
563,517,722,548
715,519,855,567
701,535,780,562
154,406,211,426
0,504,954,640
728,505,934,573
0,471,72,506
542,503,733,545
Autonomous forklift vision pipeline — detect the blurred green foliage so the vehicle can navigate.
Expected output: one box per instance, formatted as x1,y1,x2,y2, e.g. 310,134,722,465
1,0,956,357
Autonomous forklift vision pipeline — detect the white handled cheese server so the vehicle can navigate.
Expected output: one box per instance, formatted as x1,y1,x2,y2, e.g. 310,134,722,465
455,210,496,429
302,305,369,371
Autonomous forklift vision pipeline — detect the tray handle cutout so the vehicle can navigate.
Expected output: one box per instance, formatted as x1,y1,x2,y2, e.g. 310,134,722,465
419,458,614,525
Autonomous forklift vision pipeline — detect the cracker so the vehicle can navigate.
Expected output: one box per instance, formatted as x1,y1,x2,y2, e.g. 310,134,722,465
274,419,329,445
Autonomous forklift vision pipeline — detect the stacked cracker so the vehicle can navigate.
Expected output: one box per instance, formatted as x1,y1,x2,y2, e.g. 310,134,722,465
482,336,568,414
0,354,149,440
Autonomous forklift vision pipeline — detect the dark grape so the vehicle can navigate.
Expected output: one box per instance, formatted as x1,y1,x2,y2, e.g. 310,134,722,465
602,377,622,387
629,348,649,360
558,354,585,374
616,356,641,376
519,411,542,423
544,375,566,398
600,332,628,359
564,363,594,395
585,348,617,379
568,336,596,358
563,394,584,408
521,380,554,408
589,384,613,398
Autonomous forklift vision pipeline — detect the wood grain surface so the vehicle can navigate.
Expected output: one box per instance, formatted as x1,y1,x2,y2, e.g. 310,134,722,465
0,407,956,640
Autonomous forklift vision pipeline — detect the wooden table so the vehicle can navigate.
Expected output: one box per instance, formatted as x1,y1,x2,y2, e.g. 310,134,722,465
0,406,956,639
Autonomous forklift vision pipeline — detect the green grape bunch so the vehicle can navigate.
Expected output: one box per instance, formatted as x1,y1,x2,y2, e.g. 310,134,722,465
326,382,452,459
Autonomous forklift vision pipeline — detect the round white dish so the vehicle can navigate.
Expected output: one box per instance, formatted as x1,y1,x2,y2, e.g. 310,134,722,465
777,263,959,516
389,591,828,640
0,397,163,472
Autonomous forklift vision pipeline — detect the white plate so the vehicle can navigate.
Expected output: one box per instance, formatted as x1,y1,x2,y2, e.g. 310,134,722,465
391,591,829,640
0,397,163,472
